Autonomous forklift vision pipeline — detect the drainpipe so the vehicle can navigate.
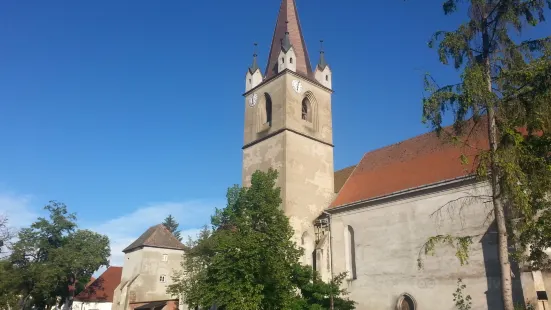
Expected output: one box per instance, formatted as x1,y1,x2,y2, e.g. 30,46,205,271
322,211,334,310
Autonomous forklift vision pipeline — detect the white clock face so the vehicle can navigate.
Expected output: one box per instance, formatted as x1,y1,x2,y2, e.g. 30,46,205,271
292,80,303,93
248,93,258,107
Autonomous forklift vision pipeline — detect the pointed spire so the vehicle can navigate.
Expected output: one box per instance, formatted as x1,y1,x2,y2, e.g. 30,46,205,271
249,42,260,74
318,40,328,70
265,0,313,79
281,21,292,52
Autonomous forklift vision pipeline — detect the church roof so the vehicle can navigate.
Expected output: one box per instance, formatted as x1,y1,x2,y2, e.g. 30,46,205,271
122,224,187,253
331,121,489,208
74,266,122,303
334,165,356,193
265,0,313,79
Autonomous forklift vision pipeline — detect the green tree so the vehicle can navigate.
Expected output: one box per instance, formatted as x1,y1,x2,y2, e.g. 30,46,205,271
419,1,550,309
162,214,182,241
168,169,355,310
290,264,355,310
0,261,19,310
0,215,15,259
7,201,110,310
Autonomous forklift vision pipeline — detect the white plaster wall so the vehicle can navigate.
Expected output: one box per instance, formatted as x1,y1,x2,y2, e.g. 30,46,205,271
72,301,112,310
126,247,184,303
329,181,519,310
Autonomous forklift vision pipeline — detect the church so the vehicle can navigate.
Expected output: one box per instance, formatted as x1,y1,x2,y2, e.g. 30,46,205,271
111,0,551,309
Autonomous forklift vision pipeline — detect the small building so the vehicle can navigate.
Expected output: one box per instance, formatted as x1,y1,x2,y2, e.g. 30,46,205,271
73,266,123,310
112,224,186,310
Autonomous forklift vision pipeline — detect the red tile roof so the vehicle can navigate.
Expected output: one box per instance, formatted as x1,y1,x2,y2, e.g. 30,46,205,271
330,123,489,208
265,0,313,79
75,266,122,303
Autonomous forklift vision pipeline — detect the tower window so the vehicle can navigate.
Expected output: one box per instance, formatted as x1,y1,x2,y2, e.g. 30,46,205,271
301,98,312,122
282,57,285,63
290,57,293,64
325,75,329,81
249,78,251,85
265,93,272,125
159,275,167,283
344,225,357,280
162,254,168,262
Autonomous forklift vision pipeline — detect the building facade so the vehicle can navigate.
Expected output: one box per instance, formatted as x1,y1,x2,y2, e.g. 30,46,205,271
111,225,186,310
241,0,551,309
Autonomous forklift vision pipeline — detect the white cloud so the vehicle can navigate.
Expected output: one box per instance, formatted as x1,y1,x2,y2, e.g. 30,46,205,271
0,190,224,277
0,192,39,229
85,199,223,275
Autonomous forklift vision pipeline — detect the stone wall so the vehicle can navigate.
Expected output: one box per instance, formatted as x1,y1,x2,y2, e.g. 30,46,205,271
328,180,525,310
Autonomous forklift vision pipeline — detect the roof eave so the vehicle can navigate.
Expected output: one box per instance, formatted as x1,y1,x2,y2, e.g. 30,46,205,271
242,69,333,97
327,175,480,213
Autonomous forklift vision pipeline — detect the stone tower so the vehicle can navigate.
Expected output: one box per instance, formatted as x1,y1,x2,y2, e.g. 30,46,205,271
242,0,334,266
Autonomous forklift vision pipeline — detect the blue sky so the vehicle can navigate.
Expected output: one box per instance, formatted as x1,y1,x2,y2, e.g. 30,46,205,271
0,0,548,269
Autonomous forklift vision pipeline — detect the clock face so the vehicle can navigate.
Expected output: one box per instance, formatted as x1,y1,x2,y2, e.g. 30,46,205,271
292,80,303,93
248,93,258,107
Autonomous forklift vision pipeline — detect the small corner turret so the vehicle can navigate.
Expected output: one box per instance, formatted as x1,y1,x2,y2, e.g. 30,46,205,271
277,21,297,73
315,40,332,89
246,43,263,92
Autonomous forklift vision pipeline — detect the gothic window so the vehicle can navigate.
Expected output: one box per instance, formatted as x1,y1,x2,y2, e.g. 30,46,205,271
290,57,293,64
265,93,272,125
397,294,416,310
282,57,285,63
302,97,312,122
344,225,357,280
325,75,329,81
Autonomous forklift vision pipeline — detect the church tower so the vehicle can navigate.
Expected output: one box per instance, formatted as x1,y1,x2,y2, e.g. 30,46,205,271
242,0,334,266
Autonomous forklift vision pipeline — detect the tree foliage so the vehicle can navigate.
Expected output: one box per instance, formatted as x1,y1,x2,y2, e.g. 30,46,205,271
419,1,550,309
168,169,355,310
163,214,182,241
4,201,110,310
0,215,15,259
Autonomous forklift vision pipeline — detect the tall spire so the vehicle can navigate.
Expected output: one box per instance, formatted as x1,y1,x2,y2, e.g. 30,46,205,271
265,0,313,79
249,43,260,74
317,40,328,70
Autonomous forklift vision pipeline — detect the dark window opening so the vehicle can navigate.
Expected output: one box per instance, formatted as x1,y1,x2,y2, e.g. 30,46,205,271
348,225,357,279
281,57,285,63
290,57,293,64
398,295,415,310
302,98,312,122
265,93,272,125
325,75,329,81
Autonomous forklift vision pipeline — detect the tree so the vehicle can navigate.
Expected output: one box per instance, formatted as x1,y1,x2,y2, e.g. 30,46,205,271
168,169,355,310
290,264,355,310
7,201,110,310
162,214,182,241
0,215,15,259
419,1,550,309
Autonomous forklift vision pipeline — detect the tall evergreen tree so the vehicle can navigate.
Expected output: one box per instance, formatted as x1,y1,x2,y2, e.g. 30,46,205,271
419,1,550,309
162,214,182,241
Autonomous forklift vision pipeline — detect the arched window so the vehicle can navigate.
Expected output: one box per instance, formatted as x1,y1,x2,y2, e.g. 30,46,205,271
265,93,272,125
290,57,293,64
396,294,416,310
301,98,311,122
344,225,357,280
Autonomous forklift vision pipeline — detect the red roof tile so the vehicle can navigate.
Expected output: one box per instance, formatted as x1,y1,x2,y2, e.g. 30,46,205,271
75,266,122,303
265,0,313,79
330,123,489,208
